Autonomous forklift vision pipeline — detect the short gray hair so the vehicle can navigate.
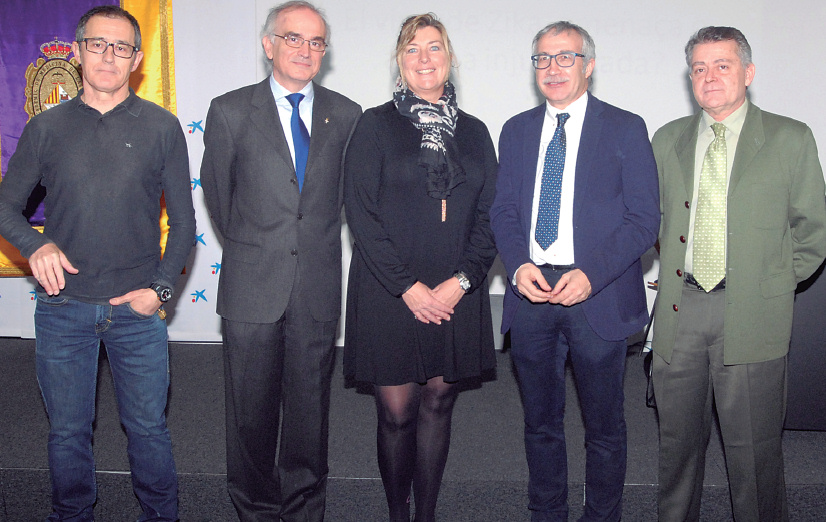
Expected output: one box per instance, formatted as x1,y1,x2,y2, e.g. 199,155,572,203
260,1,330,43
76,5,142,51
685,26,752,68
532,21,595,73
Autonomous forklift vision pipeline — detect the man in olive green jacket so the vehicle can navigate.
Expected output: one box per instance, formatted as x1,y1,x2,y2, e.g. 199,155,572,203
651,26,826,522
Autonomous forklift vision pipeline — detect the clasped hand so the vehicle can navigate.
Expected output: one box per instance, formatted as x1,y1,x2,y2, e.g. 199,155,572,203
515,264,591,306
403,278,465,324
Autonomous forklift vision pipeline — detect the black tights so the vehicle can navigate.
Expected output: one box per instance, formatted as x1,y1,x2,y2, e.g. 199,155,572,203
374,377,459,522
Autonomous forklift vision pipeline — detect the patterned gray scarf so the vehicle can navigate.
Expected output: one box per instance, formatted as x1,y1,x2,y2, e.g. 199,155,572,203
393,78,465,199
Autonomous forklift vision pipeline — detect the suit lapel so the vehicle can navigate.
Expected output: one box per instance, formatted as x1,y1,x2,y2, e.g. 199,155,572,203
675,112,702,198
522,105,545,239
306,83,331,178
729,102,765,194
249,78,295,175
572,94,604,221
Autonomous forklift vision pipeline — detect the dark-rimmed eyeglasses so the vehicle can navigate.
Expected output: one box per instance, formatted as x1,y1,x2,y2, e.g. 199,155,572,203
271,33,327,52
531,52,585,69
80,38,137,59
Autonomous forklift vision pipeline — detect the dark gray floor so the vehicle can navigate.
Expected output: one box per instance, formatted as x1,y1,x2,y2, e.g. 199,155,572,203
2,339,825,520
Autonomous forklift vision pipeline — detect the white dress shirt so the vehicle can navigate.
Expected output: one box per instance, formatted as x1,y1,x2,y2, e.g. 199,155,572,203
269,76,314,171
529,92,589,266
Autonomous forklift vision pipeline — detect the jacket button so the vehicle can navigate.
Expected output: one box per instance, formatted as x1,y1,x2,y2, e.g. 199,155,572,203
297,213,303,220
680,235,686,243
290,249,298,256
290,179,297,184
685,201,690,209
676,269,682,277
672,304,679,312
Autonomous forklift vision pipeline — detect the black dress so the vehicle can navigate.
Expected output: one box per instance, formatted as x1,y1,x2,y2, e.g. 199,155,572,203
343,101,498,386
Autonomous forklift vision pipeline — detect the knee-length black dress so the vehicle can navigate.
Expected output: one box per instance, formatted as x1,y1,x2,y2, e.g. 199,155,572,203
343,101,498,386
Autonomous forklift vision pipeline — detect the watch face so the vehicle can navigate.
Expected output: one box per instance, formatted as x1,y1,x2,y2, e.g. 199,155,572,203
152,284,172,302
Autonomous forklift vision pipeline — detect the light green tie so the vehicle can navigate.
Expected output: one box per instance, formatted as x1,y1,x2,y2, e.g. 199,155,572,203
693,122,727,292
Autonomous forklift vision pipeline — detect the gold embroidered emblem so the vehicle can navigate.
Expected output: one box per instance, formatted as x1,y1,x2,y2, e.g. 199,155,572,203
24,39,82,121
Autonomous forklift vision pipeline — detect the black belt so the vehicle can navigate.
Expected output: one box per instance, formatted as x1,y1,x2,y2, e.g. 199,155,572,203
684,272,726,292
537,263,576,271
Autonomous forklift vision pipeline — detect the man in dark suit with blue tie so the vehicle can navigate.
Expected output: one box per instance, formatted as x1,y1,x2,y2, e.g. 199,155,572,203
200,2,360,520
490,21,659,521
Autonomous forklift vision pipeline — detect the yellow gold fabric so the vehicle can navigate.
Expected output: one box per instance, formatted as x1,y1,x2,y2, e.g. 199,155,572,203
124,0,176,257
123,0,176,113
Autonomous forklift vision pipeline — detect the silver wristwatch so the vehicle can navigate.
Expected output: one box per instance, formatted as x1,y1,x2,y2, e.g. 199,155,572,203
454,272,471,292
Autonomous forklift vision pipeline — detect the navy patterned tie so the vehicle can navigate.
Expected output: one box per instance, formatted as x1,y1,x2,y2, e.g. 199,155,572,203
535,112,570,250
286,93,310,192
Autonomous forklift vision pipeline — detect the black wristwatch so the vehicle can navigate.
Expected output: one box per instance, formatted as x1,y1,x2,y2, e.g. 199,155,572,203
149,283,173,302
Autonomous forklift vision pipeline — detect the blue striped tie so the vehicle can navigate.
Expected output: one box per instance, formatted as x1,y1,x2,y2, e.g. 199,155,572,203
286,93,310,192
535,112,570,249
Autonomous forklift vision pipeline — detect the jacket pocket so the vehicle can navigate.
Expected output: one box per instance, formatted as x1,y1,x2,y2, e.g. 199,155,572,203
760,269,796,298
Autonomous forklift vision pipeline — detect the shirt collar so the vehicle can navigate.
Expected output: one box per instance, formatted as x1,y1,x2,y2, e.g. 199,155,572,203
75,88,141,117
545,91,588,124
269,75,314,106
700,99,748,137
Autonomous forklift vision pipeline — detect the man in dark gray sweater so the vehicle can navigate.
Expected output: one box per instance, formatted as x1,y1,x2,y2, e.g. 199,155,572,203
0,6,195,520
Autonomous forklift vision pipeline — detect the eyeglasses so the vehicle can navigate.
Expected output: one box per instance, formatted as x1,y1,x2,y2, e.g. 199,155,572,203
271,33,327,52
531,52,585,69
80,38,137,59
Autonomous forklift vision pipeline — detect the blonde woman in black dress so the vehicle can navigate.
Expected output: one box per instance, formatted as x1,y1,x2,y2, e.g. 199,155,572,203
343,13,498,522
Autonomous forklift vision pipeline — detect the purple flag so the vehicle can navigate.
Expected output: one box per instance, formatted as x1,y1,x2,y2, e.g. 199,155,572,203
0,0,118,224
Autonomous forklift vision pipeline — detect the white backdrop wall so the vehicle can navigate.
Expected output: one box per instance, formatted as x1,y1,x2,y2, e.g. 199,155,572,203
0,0,823,342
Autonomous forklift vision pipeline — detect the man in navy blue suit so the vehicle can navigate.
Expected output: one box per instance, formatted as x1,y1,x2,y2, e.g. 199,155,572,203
490,21,659,521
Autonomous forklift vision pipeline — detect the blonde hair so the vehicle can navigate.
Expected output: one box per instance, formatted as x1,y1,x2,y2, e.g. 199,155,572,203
395,13,456,85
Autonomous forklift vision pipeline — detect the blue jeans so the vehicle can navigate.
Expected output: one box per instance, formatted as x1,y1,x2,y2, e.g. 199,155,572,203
35,296,178,521
510,268,627,522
